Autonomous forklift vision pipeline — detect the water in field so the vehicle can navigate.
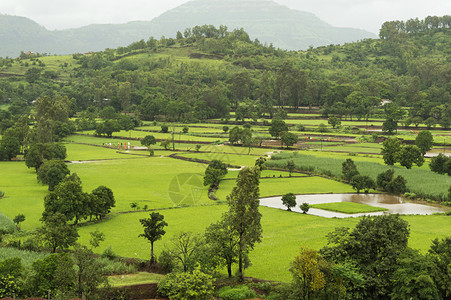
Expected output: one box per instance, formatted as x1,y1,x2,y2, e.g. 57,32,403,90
260,193,449,218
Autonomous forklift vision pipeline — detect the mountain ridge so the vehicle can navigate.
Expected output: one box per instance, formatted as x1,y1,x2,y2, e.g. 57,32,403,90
0,0,376,57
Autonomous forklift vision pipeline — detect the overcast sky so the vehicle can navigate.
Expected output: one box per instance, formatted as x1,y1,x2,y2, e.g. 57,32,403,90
1,0,450,34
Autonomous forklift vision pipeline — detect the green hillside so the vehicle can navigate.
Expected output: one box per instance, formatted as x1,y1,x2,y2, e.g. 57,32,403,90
0,0,375,57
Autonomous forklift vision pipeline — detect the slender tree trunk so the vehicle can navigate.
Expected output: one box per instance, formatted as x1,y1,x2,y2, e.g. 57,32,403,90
238,233,244,281
227,261,232,278
150,241,155,264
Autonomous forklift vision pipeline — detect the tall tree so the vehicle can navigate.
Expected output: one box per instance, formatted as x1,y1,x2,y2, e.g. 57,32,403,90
139,212,168,264
226,166,262,281
415,130,433,155
381,137,402,166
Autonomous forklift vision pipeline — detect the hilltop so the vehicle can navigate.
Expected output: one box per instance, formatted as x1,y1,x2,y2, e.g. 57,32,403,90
0,0,375,57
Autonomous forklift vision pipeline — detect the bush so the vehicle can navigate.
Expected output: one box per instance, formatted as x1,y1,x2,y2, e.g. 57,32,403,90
99,257,137,275
0,191,4,198
161,125,169,133
101,246,119,260
0,213,15,235
217,285,257,300
157,270,215,299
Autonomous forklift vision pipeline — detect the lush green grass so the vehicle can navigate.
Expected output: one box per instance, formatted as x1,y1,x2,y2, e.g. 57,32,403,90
311,202,389,214
108,272,165,287
77,205,451,282
68,157,213,212
0,162,48,230
267,152,450,199
0,247,49,268
64,143,137,161
0,212,16,233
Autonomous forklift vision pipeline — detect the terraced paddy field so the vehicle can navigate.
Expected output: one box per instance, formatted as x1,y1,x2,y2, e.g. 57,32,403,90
1,128,450,282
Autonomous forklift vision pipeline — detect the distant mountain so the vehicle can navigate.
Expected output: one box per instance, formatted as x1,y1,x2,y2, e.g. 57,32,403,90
0,0,376,57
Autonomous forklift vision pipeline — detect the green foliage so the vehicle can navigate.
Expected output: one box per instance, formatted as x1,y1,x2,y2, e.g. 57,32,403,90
415,130,433,155
328,116,341,128
281,193,296,211
36,159,70,190
398,145,424,169
269,119,288,139
217,285,257,300
300,202,310,214
281,131,298,148
139,212,168,264
342,159,359,182
161,124,169,133
350,175,375,193
381,137,401,166
321,215,410,298
25,143,67,171
157,269,215,300
429,153,450,175
0,212,16,235
226,166,262,280
140,135,156,147
37,212,79,253
427,237,451,299
203,159,228,188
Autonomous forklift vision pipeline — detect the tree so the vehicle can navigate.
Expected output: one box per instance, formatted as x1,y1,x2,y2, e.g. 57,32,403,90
226,166,262,281
203,159,228,188
205,219,239,278
161,124,169,133
229,126,243,145
415,130,433,155
390,249,440,300
320,215,410,298
286,160,295,176
382,118,398,134
350,175,375,193
328,117,341,129
398,145,424,169
427,237,451,299
72,245,108,299
269,118,288,139
141,135,156,156
342,159,359,182
165,232,204,272
300,202,310,214
90,186,115,220
281,131,298,148
290,248,326,299
281,193,296,211
28,253,76,298
43,173,88,224
12,214,25,230
377,169,395,191
25,143,67,171
38,212,79,253
37,159,70,190
0,128,20,161
381,137,401,166
160,138,171,150
387,175,408,194
139,212,168,264
429,153,449,174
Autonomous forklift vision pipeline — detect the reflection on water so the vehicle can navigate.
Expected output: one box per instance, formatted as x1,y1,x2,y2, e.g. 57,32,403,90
260,194,449,218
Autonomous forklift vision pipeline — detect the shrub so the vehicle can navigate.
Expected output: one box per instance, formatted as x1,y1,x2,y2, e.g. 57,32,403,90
101,246,119,260
157,270,214,299
182,126,189,133
99,257,137,275
0,191,4,198
217,285,257,300
160,125,169,133
0,213,15,235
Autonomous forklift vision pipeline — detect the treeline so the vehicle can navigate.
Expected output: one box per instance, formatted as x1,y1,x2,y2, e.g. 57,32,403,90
0,19,450,129
380,15,451,38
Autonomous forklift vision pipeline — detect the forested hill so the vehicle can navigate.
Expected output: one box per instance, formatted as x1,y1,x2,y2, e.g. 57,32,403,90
0,17,449,128
0,0,375,57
